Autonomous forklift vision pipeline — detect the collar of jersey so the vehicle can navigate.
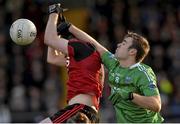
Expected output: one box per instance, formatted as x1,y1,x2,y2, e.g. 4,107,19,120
129,62,140,69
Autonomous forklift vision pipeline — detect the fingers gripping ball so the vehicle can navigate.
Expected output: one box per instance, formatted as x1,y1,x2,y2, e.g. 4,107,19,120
10,19,37,46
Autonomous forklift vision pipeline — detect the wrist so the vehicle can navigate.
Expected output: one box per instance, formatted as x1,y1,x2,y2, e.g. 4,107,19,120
128,92,134,101
68,24,73,32
49,13,59,18
57,22,71,35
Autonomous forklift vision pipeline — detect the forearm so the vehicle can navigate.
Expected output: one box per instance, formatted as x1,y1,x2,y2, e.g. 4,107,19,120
44,13,59,45
69,25,97,45
132,93,161,112
69,25,108,55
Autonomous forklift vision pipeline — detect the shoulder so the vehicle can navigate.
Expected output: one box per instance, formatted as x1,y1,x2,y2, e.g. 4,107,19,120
135,63,156,81
131,63,155,78
136,63,154,73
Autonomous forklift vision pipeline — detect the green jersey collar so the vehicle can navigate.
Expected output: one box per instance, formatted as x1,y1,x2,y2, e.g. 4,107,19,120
129,62,140,69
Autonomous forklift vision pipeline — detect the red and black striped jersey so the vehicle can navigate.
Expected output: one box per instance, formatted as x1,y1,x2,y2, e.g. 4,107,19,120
66,38,104,109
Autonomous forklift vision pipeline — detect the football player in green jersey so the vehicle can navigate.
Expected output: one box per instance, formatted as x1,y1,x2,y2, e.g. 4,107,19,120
58,15,164,123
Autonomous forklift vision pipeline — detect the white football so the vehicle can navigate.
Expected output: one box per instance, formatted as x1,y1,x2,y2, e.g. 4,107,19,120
10,19,37,45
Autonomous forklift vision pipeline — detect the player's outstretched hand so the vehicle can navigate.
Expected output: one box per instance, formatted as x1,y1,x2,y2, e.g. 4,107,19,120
48,3,67,14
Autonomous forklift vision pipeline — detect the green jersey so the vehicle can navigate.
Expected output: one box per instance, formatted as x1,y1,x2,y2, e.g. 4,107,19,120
101,52,164,123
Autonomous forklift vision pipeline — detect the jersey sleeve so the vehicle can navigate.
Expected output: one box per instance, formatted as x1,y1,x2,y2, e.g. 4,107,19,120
137,68,160,96
101,51,119,71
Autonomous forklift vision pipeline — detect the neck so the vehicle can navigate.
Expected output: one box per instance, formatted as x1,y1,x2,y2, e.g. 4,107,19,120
119,59,136,68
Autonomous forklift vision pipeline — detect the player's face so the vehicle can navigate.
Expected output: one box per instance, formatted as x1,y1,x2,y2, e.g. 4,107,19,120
115,37,133,60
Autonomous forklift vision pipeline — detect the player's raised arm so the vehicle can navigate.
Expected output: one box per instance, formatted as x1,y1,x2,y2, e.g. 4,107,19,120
56,17,108,56
69,25,108,56
44,4,68,55
47,47,66,66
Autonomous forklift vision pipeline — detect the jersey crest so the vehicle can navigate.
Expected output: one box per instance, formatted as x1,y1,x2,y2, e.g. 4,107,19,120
125,76,132,84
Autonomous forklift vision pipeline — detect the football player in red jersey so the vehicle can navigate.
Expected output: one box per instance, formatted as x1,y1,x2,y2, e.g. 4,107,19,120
40,4,104,123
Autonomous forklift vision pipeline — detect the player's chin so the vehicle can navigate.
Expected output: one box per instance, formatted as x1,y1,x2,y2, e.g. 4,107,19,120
114,53,119,59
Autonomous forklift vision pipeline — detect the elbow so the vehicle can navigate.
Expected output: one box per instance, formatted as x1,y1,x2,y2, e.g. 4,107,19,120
155,104,161,112
150,96,162,112
44,33,59,46
152,103,161,112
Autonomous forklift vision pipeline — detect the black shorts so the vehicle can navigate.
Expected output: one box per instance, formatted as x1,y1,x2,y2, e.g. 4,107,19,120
50,103,99,123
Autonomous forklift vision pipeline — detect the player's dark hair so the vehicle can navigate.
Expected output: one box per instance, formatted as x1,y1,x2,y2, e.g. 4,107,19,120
125,31,150,62
66,112,91,123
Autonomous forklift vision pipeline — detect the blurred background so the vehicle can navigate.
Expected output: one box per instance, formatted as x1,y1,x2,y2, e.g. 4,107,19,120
0,0,180,122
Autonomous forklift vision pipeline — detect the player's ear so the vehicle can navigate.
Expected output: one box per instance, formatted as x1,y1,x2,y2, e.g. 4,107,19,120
129,48,137,56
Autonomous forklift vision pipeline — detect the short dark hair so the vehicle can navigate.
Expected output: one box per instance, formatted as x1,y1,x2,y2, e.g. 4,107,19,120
125,31,150,62
66,112,91,123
